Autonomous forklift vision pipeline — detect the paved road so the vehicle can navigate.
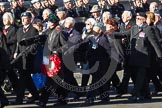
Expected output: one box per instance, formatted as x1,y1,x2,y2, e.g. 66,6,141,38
3,92,162,108
2,71,162,108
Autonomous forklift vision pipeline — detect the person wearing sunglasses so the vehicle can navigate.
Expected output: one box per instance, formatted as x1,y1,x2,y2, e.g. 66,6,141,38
78,18,96,97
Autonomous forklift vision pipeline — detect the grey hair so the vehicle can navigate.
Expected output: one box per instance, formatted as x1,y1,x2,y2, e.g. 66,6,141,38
2,12,14,24
65,17,76,27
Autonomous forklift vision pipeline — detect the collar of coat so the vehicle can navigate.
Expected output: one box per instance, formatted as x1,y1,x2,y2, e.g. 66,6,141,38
135,23,148,29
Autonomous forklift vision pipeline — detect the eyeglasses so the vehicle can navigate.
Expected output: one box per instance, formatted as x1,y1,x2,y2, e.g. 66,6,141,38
86,23,91,25
136,17,143,20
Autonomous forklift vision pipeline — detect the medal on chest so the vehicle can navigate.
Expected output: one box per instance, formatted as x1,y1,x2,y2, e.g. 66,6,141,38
139,32,145,38
92,38,99,49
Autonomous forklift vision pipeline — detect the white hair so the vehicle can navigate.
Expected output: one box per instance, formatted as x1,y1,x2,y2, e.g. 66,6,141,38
86,18,97,26
43,8,52,15
149,2,158,13
102,11,112,19
2,12,14,24
65,17,76,27
150,2,158,7
122,10,132,19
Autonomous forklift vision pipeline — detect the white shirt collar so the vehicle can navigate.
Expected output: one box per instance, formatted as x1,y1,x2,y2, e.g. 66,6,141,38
23,24,30,29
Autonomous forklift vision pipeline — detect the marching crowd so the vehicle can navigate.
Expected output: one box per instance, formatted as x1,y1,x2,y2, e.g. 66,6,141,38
1,0,162,107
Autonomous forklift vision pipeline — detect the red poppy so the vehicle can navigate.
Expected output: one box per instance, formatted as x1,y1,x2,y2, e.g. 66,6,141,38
55,25,61,30
126,24,131,29
2,29,7,35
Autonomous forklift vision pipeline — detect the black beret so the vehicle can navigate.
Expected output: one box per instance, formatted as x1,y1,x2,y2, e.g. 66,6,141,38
21,12,32,18
136,12,147,18
55,7,66,12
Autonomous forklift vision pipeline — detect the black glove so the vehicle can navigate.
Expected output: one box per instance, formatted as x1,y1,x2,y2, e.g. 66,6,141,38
28,44,38,55
19,35,47,46
19,37,33,46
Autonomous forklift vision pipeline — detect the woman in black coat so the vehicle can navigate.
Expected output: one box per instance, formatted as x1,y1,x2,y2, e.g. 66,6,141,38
145,11,162,94
1,12,19,93
1,12,17,59
104,18,123,93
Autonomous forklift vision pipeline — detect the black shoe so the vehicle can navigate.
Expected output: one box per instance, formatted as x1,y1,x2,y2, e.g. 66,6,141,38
1,100,9,108
26,97,39,104
151,89,162,95
10,101,23,105
53,100,67,106
100,98,110,103
116,93,124,98
128,96,145,102
79,99,94,107
73,94,80,101
36,101,46,107
144,95,152,101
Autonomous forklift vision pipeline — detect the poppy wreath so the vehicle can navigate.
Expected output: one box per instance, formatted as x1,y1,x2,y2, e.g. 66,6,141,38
41,54,61,77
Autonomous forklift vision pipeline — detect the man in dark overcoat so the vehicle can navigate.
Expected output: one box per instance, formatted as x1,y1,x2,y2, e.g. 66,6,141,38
13,12,39,104
111,12,162,101
117,10,136,97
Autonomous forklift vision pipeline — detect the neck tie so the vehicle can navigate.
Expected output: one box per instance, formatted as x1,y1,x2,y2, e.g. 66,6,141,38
23,27,28,33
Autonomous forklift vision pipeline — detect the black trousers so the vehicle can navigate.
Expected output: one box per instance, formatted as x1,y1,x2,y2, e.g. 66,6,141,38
118,53,135,94
81,74,90,87
40,76,67,104
0,71,8,104
16,69,39,102
63,66,78,87
7,67,19,92
129,66,149,97
110,72,120,89
147,57,162,92
109,58,121,92
86,72,110,100
86,60,110,100
158,59,162,81
119,65,135,94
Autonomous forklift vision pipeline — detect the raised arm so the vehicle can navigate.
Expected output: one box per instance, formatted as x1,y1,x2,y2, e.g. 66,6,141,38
109,29,131,39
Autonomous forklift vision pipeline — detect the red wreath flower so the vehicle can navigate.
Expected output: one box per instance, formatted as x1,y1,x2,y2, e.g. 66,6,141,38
126,24,131,29
2,29,7,35
55,25,61,30
41,54,61,77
